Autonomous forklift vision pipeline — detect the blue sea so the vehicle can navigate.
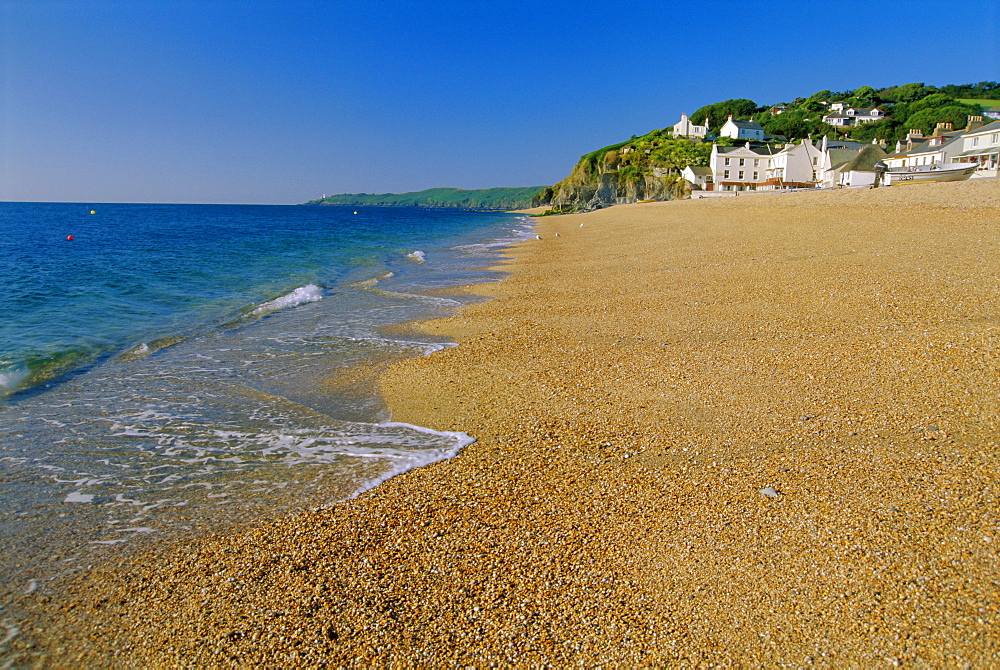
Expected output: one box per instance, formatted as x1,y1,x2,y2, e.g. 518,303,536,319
0,202,532,604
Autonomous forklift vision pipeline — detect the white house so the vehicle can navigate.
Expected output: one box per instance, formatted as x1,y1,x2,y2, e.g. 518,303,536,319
822,106,885,127
835,144,888,187
719,115,765,141
681,165,713,188
886,132,965,169
950,118,1000,176
709,142,777,191
672,113,710,139
760,141,825,189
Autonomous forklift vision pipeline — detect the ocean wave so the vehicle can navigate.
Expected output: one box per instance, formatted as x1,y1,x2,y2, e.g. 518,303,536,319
0,365,31,395
119,334,187,361
252,284,324,316
344,272,395,290
0,347,97,396
406,250,426,263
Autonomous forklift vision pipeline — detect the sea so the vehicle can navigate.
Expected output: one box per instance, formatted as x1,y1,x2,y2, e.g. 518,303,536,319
0,202,532,617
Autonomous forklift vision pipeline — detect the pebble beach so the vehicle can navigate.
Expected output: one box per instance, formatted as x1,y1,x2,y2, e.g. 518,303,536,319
11,179,1000,666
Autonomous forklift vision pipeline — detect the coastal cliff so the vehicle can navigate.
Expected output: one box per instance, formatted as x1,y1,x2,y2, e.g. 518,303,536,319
533,130,706,212
533,165,690,212
304,186,545,210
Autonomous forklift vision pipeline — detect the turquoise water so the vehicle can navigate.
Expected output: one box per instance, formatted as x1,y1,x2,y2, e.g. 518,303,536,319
0,203,531,605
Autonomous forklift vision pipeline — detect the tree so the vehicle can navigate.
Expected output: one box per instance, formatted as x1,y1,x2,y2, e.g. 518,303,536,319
650,140,712,173
853,85,878,106
760,110,812,140
907,93,953,113
879,82,936,103
848,118,901,143
903,106,980,136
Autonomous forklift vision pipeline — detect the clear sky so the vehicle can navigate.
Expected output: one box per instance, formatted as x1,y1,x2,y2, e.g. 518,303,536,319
1,0,997,204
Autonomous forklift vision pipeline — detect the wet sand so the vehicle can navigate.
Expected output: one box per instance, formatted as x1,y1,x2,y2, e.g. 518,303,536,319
12,179,1000,666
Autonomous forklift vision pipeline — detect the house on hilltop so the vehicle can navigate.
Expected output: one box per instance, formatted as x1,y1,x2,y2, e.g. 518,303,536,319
822,104,885,127
720,115,765,141
673,114,710,139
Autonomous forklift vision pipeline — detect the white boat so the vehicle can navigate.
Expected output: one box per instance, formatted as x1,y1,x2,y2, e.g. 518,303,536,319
882,163,977,186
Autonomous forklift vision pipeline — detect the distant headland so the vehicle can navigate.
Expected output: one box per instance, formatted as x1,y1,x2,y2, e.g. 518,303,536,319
303,186,547,210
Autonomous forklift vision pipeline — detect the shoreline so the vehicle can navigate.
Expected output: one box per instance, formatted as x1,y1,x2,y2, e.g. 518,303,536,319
12,179,1000,665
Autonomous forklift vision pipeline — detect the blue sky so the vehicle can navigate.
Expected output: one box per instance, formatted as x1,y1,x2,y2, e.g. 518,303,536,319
1,1,997,204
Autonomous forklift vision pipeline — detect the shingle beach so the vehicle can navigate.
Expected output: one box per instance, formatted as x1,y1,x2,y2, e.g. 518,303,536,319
15,179,1000,666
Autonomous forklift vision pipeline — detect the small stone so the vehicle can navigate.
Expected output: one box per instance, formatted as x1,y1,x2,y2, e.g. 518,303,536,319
759,487,781,498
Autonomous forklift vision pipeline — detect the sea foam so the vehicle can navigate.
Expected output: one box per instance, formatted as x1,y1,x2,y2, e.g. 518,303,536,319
0,365,30,395
252,284,323,316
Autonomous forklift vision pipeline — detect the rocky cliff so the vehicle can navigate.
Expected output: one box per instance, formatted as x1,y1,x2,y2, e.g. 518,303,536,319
533,169,690,212
533,130,706,212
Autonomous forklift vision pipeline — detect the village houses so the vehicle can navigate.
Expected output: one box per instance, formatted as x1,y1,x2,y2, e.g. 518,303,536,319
678,97,998,194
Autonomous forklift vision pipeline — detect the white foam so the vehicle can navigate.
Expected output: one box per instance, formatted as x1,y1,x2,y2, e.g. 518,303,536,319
406,250,426,263
252,284,323,316
344,422,474,500
0,365,30,394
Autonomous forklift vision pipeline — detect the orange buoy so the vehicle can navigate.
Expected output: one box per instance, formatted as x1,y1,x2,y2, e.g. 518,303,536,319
66,235,74,241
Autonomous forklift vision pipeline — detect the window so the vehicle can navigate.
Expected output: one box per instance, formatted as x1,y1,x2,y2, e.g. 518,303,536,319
973,137,979,147
754,159,760,167
738,170,745,179
992,133,999,143
724,157,731,165
724,170,730,179
813,157,818,165
753,171,759,180
739,158,745,166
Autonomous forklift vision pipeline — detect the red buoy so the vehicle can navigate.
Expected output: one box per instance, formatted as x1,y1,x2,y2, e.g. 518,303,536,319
66,235,74,241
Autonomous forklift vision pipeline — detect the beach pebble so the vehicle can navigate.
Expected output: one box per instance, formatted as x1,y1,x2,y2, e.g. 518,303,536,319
759,487,781,498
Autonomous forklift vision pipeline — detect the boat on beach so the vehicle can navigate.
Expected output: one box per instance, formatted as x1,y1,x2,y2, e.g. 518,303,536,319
882,162,977,186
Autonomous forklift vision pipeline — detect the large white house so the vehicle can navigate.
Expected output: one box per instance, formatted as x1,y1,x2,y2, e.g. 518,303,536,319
672,113,710,138
822,104,885,127
708,143,777,191
719,115,765,141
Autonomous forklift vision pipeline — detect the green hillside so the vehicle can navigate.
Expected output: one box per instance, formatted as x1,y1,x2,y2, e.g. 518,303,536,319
304,186,546,210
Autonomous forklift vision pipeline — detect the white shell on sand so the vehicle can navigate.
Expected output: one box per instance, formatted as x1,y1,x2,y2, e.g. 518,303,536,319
759,487,781,498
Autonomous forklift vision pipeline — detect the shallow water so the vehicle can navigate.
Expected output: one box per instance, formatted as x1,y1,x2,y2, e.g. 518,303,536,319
0,203,532,609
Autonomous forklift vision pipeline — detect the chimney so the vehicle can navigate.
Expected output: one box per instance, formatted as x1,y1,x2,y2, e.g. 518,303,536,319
933,122,953,136
966,115,984,132
821,135,829,152
906,129,923,139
